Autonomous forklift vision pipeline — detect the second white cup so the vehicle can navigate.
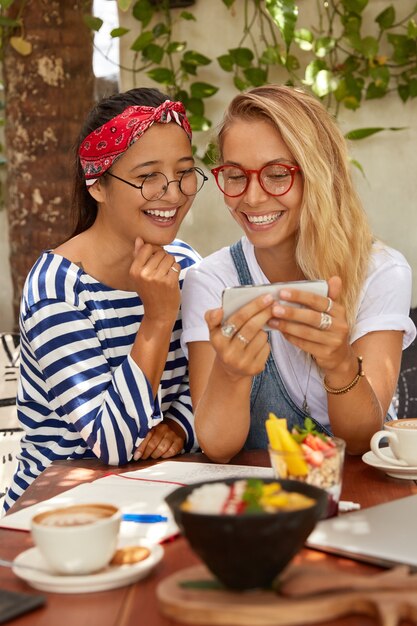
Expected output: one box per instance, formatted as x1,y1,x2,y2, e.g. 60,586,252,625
370,418,417,467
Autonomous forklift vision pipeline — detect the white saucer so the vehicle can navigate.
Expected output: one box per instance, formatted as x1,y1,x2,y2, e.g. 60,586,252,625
362,449,417,480
13,542,163,594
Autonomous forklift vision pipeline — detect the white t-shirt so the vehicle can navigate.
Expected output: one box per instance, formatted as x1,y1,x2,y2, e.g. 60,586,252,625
181,237,416,427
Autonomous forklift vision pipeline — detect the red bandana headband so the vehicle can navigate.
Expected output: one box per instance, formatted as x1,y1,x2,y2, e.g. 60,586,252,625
79,100,192,186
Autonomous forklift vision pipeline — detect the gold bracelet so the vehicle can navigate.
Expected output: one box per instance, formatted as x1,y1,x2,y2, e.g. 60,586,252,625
323,356,364,395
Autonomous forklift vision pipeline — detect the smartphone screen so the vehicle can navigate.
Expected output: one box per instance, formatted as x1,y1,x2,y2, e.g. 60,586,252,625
222,280,328,329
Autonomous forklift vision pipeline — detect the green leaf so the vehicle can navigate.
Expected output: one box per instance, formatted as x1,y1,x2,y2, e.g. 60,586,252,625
265,0,298,51
349,158,365,177
146,67,175,84
294,28,314,51
130,31,154,52
142,43,164,63
0,16,19,26
388,34,416,64
398,83,410,102
365,82,387,99
190,82,219,99
314,36,336,58
285,54,300,71
409,78,417,97
83,15,103,32
304,59,327,86
359,36,378,59
180,11,196,21
260,46,282,65
222,0,236,8
187,97,204,116
132,0,154,27
369,65,389,88
344,126,405,140
153,22,169,38
312,70,338,97
117,0,133,10
217,54,234,72
341,0,368,14
166,41,186,54
234,76,248,91
375,6,395,30
341,14,362,51
229,47,254,68
110,27,130,38
188,114,211,132
200,141,218,167
183,50,211,66
407,19,417,40
243,67,268,87
181,61,197,76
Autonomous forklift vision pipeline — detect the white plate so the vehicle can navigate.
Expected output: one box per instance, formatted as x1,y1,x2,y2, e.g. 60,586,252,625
362,449,417,480
12,543,164,594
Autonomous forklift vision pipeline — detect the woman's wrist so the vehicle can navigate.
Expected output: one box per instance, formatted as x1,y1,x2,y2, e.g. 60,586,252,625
324,356,364,395
321,351,361,390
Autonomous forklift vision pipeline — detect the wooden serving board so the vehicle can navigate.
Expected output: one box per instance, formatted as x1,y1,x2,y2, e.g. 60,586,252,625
157,564,417,626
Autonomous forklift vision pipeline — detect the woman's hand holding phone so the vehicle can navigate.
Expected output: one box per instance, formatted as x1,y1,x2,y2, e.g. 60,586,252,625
268,276,352,374
204,294,274,382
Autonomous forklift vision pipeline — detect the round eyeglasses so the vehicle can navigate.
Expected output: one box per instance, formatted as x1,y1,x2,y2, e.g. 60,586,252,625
211,163,300,198
106,167,208,201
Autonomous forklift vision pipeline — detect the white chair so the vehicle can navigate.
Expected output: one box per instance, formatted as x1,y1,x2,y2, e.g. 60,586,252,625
0,333,22,511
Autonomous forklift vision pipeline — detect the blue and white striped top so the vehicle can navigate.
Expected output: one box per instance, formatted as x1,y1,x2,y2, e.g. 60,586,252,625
3,239,200,513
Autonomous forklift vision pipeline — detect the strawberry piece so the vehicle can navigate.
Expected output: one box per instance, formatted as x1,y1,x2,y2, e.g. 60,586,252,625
301,443,324,467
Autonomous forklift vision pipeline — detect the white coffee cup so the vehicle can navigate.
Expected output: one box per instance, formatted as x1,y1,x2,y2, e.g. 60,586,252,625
370,419,417,467
31,503,121,575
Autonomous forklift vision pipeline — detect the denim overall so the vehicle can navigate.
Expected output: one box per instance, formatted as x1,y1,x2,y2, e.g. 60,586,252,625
230,241,332,450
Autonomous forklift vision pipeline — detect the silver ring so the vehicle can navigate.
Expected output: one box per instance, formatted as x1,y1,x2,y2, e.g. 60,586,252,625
318,312,332,331
170,266,180,274
237,333,249,346
221,322,236,338
324,297,333,313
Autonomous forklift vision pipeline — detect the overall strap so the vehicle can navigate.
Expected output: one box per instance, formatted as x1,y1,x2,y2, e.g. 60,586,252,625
230,240,253,286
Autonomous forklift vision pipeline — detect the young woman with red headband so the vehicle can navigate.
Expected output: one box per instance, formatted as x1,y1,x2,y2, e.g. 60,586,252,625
181,85,415,462
4,88,207,512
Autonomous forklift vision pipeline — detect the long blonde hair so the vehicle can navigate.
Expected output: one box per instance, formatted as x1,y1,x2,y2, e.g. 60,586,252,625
217,85,373,328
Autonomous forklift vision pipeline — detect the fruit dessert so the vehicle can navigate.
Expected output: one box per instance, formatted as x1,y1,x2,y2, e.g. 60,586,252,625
267,414,345,516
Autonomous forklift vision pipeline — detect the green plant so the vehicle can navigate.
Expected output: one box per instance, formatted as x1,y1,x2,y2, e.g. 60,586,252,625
87,0,417,163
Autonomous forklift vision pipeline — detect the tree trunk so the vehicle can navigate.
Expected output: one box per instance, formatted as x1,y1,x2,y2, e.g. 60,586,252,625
3,0,95,325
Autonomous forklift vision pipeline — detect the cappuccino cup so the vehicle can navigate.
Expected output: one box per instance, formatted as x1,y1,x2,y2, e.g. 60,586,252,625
370,419,417,467
31,503,121,575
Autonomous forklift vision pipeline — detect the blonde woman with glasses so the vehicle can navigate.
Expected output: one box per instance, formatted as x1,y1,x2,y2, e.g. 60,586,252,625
181,85,415,462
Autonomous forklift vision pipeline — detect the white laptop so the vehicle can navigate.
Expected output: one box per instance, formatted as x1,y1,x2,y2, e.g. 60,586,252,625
306,494,417,569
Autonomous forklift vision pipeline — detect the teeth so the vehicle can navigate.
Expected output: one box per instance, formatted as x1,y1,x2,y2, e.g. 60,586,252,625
146,209,176,218
247,212,283,224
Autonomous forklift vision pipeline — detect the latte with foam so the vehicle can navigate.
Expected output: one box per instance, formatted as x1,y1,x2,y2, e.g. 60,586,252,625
34,504,117,528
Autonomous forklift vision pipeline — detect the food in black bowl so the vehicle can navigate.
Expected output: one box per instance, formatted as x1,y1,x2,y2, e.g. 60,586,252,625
165,477,327,591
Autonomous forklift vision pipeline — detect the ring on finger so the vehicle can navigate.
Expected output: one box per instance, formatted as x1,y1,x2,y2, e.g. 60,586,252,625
324,297,333,313
221,322,237,338
237,333,249,346
318,312,332,331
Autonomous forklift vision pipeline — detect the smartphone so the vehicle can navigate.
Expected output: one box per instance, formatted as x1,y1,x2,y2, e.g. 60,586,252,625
222,280,328,329
0,588,46,624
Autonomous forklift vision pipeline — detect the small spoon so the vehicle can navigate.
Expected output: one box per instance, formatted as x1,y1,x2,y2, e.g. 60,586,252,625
0,557,51,575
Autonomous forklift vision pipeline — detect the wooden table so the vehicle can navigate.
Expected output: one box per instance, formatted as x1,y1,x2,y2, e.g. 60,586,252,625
1,451,417,626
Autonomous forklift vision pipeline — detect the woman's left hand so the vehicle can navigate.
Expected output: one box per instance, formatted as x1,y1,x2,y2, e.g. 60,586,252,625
268,276,352,373
133,419,185,461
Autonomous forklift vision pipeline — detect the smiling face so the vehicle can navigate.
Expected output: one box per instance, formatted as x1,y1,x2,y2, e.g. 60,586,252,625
220,118,303,255
90,123,195,246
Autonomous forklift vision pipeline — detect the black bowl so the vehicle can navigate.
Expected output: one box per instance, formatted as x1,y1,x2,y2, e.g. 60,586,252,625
165,477,328,591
